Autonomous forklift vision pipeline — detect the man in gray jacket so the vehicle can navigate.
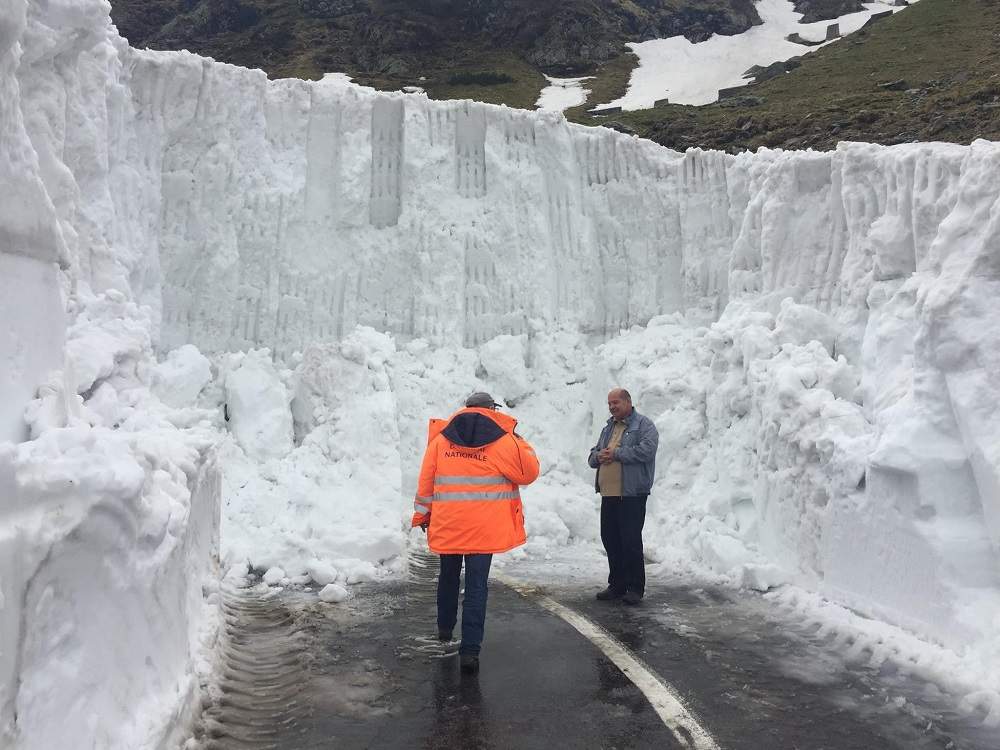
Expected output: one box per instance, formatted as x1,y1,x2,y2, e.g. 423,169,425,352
588,388,659,605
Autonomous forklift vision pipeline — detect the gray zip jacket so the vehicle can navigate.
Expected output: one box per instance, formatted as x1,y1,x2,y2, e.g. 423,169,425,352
587,410,659,497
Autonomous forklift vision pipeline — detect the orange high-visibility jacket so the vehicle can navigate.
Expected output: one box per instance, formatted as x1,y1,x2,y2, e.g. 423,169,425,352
411,407,540,555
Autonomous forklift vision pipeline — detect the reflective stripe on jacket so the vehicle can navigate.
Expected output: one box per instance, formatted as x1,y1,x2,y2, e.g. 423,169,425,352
411,407,540,555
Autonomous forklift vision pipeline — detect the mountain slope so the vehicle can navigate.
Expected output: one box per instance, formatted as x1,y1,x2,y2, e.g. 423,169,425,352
112,0,764,104
109,0,1000,150
606,0,1000,151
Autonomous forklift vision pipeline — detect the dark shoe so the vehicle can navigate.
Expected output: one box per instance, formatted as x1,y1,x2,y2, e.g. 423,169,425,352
596,587,624,601
622,591,642,606
437,629,453,642
460,654,480,674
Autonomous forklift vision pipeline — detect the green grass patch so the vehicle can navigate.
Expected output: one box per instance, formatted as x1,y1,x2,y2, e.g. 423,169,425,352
564,50,639,122
446,71,516,86
416,53,547,109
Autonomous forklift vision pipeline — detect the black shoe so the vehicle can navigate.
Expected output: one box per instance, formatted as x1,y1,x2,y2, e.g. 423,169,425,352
596,587,624,601
437,629,453,642
622,591,642,606
460,654,480,674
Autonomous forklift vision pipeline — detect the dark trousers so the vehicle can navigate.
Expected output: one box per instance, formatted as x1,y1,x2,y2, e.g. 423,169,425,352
600,495,647,596
437,553,493,655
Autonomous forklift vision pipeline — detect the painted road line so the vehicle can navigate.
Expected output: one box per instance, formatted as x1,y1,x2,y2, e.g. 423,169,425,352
495,573,721,750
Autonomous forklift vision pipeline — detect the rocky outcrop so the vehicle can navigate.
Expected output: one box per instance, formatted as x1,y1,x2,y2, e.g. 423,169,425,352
641,2,762,43
793,0,866,23
298,0,363,16
159,0,260,38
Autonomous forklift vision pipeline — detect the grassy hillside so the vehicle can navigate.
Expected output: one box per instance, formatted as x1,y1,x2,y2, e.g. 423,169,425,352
111,0,760,108
594,0,1000,150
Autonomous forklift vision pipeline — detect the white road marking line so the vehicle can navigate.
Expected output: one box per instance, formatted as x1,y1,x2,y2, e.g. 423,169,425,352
495,573,721,750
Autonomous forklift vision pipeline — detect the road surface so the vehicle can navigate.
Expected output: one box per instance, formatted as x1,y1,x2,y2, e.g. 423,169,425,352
193,554,998,750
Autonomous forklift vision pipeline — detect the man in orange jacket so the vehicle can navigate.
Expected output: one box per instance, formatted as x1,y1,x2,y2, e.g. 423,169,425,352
411,392,540,674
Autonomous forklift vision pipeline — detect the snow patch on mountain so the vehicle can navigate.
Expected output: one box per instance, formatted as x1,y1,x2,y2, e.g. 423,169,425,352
604,0,914,108
536,75,593,113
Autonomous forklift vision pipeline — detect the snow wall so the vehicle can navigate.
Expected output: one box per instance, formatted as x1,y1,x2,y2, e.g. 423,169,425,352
1,1,222,748
3,0,1000,744
130,37,1000,655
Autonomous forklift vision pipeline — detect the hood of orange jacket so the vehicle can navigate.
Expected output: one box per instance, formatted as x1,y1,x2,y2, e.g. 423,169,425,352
411,407,539,555
441,410,508,448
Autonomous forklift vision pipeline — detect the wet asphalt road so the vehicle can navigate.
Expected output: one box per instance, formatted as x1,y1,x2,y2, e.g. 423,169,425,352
196,558,1000,750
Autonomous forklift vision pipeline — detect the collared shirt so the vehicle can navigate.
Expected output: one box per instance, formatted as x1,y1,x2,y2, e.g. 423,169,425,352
598,419,628,497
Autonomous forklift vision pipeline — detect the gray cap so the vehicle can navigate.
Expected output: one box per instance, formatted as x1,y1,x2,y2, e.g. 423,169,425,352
465,391,500,409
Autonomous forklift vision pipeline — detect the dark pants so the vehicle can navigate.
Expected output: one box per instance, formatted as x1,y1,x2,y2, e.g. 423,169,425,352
437,553,493,655
600,495,647,596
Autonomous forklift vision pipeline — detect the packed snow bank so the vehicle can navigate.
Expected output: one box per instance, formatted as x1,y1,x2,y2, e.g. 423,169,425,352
0,426,220,750
0,292,222,750
1,2,222,748
219,331,408,582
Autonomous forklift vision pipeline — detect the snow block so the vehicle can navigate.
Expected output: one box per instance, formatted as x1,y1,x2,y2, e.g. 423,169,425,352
319,583,349,603
152,345,213,409
224,350,293,462
0,436,221,749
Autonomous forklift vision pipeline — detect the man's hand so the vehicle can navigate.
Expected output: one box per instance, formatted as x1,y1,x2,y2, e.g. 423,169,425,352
598,448,616,464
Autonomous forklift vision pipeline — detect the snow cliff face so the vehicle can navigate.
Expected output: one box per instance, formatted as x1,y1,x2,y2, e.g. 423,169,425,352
138,63,697,357
125,40,1000,653
3,0,1000,745
1,2,221,748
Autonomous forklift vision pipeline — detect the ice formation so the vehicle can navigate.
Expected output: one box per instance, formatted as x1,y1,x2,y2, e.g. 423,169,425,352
2,0,1000,746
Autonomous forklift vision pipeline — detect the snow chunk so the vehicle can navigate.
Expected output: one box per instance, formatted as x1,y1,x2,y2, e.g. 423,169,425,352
741,563,789,592
224,349,293,462
262,566,285,586
318,583,349,603
153,345,212,408
774,298,840,356
64,291,153,397
306,562,338,586
478,334,530,405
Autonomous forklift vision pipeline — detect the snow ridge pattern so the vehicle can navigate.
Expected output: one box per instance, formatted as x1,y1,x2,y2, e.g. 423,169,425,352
2,0,1000,746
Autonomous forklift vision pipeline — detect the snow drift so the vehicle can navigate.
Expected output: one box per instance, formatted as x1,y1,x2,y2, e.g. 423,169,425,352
2,0,1000,745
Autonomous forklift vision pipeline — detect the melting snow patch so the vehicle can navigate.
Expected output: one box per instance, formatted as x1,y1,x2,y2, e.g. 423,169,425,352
536,76,594,112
